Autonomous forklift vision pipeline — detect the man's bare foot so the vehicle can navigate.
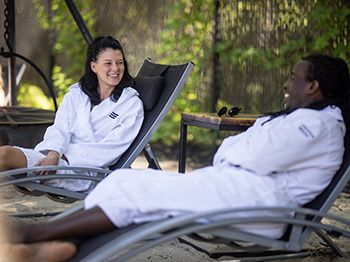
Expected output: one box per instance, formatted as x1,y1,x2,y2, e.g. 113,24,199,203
0,241,77,262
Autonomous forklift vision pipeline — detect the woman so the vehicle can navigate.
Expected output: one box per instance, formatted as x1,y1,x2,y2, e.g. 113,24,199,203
0,36,144,191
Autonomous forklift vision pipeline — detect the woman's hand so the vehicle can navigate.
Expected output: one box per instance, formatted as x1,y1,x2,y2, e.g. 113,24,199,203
35,151,60,176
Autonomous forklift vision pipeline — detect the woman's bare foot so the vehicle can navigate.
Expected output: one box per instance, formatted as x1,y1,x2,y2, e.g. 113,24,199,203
0,241,77,262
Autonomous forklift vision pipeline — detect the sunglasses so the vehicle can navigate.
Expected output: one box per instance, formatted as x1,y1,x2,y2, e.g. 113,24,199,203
217,106,242,117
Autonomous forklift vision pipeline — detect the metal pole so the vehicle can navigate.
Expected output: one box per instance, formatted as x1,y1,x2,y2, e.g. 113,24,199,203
6,0,16,106
64,0,93,45
210,0,220,113
48,0,55,83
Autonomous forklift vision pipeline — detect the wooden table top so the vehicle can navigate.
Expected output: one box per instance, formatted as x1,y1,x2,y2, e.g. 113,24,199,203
0,106,55,125
181,112,258,127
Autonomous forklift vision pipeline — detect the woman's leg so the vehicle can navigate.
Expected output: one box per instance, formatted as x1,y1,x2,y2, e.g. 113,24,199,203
14,207,115,243
0,145,27,171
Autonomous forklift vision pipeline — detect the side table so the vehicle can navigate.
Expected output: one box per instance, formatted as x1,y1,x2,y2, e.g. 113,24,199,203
178,112,257,173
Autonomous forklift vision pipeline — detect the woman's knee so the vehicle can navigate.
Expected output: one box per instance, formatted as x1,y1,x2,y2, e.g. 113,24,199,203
0,146,14,169
0,146,26,170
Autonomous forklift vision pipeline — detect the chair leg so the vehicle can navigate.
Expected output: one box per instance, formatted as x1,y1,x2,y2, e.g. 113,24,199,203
13,184,46,196
45,192,78,204
315,228,349,258
143,144,162,170
178,236,329,261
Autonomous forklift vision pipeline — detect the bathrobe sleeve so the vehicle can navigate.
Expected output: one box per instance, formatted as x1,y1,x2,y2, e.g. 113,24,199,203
213,116,265,165
34,91,74,156
214,109,342,175
65,97,144,167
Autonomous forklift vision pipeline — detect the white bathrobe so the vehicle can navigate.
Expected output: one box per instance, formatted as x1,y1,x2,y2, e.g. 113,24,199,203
85,106,345,238
19,83,144,191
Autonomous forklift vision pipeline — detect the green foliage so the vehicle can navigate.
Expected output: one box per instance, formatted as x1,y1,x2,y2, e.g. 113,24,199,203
153,0,349,146
217,0,349,69
152,0,217,146
16,65,75,108
24,0,348,147
17,83,53,109
52,65,75,104
310,2,349,59
32,0,96,103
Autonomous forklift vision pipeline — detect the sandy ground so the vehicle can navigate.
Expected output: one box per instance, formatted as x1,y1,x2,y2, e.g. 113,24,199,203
0,154,350,261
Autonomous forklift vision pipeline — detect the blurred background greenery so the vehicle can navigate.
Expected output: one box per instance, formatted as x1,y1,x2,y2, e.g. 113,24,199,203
0,0,349,148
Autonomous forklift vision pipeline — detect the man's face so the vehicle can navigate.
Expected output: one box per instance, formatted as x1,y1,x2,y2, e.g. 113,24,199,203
283,60,312,110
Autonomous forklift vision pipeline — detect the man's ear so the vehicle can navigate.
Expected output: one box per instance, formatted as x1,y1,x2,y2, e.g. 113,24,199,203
307,80,320,95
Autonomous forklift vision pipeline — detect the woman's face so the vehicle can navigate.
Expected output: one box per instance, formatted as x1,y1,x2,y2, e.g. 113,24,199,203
90,48,125,90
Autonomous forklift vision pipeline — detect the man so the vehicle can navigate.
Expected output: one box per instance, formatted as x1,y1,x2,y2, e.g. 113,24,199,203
3,54,350,261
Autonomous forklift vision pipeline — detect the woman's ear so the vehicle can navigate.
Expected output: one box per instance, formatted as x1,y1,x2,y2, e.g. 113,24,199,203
90,61,96,73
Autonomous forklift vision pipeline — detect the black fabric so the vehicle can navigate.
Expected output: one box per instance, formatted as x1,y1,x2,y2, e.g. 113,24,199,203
137,61,170,77
134,75,164,111
109,59,192,171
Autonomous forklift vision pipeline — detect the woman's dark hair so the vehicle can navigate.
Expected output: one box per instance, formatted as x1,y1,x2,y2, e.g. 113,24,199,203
264,54,350,128
79,36,134,105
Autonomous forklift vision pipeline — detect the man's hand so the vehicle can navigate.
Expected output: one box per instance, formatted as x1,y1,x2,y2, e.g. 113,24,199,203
35,151,60,176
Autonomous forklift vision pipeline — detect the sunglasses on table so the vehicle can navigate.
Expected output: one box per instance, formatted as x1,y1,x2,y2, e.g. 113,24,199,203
217,106,242,117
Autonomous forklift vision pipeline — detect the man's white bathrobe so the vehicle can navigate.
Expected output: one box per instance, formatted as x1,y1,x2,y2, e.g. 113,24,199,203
85,106,345,238
18,83,144,191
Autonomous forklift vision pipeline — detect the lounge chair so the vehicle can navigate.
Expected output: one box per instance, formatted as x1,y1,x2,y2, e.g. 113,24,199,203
0,58,194,203
65,135,350,261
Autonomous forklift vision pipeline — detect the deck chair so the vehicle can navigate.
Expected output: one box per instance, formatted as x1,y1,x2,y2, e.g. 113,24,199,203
64,136,350,261
0,58,194,203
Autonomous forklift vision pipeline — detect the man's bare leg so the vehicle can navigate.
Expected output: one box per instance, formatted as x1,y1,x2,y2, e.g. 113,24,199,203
0,146,27,171
13,207,116,243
